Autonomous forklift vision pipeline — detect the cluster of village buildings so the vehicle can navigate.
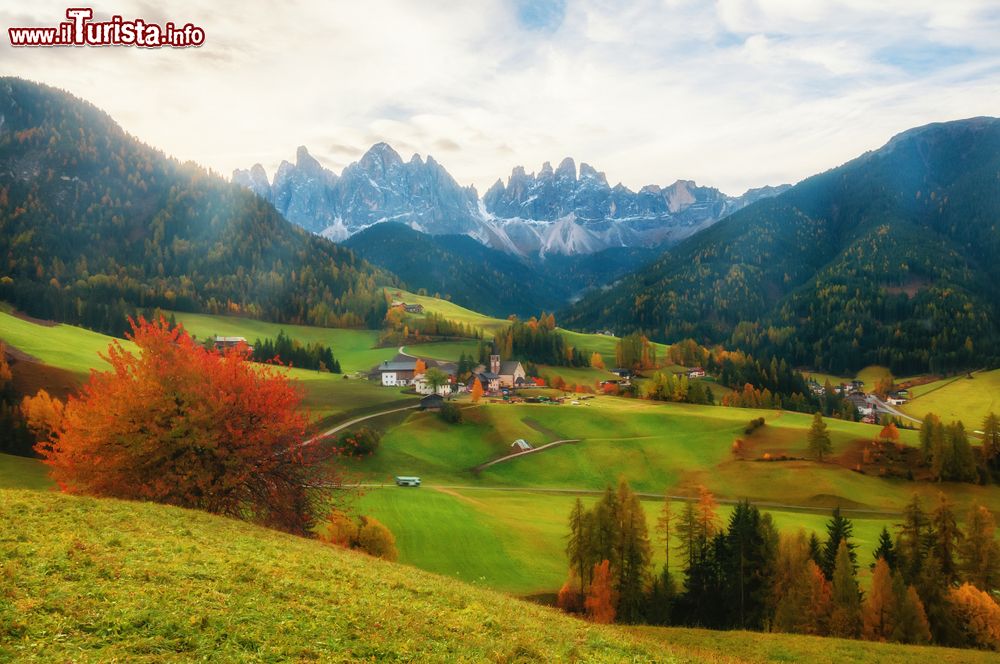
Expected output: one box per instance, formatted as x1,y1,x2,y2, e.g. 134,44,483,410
373,354,529,396
806,378,910,424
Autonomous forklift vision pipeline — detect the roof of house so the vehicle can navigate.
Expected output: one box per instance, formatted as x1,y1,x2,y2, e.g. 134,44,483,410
476,371,499,380
214,336,247,343
378,360,418,372
421,394,444,404
498,360,523,375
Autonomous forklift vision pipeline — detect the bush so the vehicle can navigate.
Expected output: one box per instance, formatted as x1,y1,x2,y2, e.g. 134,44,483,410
744,417,766,435
317,511,398,561
356,516,398,561
337,426,381,456
439,402,463,424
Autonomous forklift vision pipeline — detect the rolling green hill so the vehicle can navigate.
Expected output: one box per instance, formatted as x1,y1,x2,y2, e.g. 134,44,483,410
564,118,1000,376
2,488,993,663
343,222,566,317
0,77,389,335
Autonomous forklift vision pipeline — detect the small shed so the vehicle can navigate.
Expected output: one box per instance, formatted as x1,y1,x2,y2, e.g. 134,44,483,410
420,394,445,410
511,439,533,451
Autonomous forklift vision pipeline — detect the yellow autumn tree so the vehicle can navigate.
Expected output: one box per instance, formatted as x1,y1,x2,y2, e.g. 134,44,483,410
948,583,1000,650
21,389,65,441
590,352,605,370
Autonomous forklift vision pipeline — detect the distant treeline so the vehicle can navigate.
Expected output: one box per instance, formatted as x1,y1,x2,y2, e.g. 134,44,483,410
494,314,588,368
251,331,341,373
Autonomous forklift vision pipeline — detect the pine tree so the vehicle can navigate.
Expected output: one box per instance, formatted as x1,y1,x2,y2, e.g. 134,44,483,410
675,501,700,571
871,527,897,571
982,412,1000,470
821,507,857,579
807,412,832,461
897,493,928,584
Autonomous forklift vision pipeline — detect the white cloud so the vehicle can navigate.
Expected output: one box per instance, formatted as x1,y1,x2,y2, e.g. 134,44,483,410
2,0,998,195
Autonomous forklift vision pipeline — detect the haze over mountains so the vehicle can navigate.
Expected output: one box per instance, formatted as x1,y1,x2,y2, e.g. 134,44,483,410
233,144,789,259
564,117,1000,375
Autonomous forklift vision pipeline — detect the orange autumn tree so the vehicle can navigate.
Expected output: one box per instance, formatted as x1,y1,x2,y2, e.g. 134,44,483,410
36,317,339,534
413,358,427,375
585,559,616,624
470,377,484,402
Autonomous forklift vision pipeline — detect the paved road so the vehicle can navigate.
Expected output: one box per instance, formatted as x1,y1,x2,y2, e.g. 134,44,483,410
471,439,581,471
296,403,420,449
398,345,416,359
869,395,921,424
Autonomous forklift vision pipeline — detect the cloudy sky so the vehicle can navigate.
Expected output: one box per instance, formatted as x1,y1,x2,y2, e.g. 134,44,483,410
3,0,999,194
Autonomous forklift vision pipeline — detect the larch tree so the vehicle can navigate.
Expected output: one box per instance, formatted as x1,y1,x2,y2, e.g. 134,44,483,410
655,493,672,572
470,377,484,402
948,583,1000,650
590,352,605,370
863,558,897,641
807,412,832,461
585,559,616,624
918,412,939,464
36,317,340,535
959,504,1000,592
929,492,962,584
829,540,862,638
891,578,931,645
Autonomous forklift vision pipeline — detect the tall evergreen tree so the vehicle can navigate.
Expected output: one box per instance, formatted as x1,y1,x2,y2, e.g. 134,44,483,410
982,412,1000,471
897,494,929,584
871,527,897,572
821,507,857,579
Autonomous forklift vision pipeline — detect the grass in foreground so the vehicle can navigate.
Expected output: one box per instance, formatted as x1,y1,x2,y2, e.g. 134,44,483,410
0,489,697,663
2,489,988,663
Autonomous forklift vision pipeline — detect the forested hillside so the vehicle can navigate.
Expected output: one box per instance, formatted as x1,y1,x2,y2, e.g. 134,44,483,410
564,118,1000,374
0,78,390,334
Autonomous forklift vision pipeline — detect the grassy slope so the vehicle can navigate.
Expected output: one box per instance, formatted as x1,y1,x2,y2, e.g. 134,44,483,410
0,309,417,423
4,490,984,664
395,289,669,360
0,489,692,663
900,369,1000,424
0,310,133,376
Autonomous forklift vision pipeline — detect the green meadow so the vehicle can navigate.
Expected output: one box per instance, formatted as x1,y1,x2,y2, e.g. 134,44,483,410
901,369,1000,425
5,488,987,663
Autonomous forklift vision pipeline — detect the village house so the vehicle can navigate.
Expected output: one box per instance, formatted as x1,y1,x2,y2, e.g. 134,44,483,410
687,367,706,379
375,360,418,387
213,336,252,352
412,373,453,396
486,354,526,388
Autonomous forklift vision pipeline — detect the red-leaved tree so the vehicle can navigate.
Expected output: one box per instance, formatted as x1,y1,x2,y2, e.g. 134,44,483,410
36,317,340,534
